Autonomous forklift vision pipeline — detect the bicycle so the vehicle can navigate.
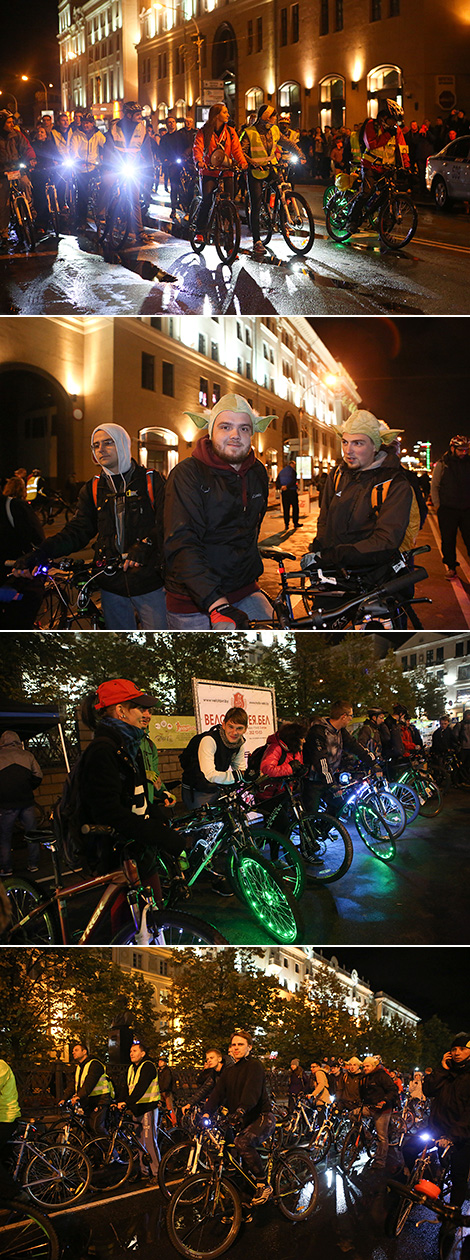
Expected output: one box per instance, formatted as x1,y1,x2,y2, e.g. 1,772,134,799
4,167,36,250
0,1197,60,1259
166,1112,318,1258
248,770,354,884
7,1118,91,1209
1,825,227,947
394,756,443,817
247,160,315,257
169,781,304,944
326,165,417,250
189,168,241,266
256,544,431,631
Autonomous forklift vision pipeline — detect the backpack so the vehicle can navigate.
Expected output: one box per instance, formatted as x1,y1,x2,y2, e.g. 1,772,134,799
53,736,116,869
247,743,268,776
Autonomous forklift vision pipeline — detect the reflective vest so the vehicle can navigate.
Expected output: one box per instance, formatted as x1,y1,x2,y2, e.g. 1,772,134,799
127,1059,161,1107
109,119,147,153
242,125,279,179
75,1058,115,1100
0,1060,21,1123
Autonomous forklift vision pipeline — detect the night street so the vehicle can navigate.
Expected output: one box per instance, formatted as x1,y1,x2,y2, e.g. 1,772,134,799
38,1162,470,1260
1,186,470,315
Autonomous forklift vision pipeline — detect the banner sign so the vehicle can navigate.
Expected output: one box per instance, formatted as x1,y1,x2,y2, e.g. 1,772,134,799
148,715,196,748
192,678,277,757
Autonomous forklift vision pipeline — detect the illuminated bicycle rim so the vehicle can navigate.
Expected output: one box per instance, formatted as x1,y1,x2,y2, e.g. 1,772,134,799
234,854,300,942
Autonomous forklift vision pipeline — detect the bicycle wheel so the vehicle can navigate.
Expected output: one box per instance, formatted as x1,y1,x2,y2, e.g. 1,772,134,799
111,910,228,946
279,192,315,255
214,201,240,265
387,781,420,825
0,1198,59,1260
375,789,407,839
247,827,305,900
414,774,443,818
104,194,130,249
354,802,396,862
325,191,354,242
378,192,418,250
159,1140,209,1201
2,877,56,944
166,1173,242,1260
23,1143,91,1208
228,850,303,943
291,812,353,883
274,1149,318,1220
83,1134,133,1190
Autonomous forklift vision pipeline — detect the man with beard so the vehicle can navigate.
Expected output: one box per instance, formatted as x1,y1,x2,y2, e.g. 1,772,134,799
164,393,276,629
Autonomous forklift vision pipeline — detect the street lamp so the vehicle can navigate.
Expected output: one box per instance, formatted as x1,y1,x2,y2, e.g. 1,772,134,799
21,75,54,112
153,2,202,109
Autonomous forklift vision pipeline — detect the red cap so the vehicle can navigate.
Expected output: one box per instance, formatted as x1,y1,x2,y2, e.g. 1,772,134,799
94,679,158,710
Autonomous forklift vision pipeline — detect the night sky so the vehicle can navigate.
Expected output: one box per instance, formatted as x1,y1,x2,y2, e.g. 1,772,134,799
309,317,470,459
324,947,468,1031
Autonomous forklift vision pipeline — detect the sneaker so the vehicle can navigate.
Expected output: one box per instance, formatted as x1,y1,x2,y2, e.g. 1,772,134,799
445,567,458,580
251,1183,273,1205
210,874,234,898
253,240,266,255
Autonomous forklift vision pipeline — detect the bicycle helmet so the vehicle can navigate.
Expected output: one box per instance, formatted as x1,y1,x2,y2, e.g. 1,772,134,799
449,434,469,454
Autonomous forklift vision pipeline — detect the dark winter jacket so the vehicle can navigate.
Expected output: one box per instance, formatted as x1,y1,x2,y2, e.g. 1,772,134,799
205,1056,271,1126
423,1058,470,1140
0,494,44,582
359,1066,399,1110
0,730,43,809
22,463,165,597
314,449,413,571
164,436,269,613
303,717,374,784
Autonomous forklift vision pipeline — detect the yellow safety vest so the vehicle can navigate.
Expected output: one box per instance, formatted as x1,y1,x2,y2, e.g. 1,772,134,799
75,1058,115,1100
0,1060,20,1123
127,1059,161,1107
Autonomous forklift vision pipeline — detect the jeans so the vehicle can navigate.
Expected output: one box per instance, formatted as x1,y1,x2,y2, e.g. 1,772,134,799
100,586,168,630
166,590,273,631
0,804,39,872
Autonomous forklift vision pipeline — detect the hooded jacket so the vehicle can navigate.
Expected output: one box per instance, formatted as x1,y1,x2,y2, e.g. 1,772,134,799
164,436,269,613
314,448,413,573
0,730,43,809
23,425,164,597
423,1058,470,1140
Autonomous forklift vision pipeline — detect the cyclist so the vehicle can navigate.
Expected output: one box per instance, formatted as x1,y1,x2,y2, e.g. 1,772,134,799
240,104,281,255
78,678,186,904
68,113,106,229
102,102,153,244
64,1039,115,1136
164,392,276,630
17,423,167,629
117,1038,161,1176
361,99,410,194
203,1029,276,1205
0,111,36,248
304,410,415,587
192,102,247,242
303,699,375,810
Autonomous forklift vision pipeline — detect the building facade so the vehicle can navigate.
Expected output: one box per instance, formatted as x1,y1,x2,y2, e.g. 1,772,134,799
397,632,470,719
0,315,360,488
134,0,470,129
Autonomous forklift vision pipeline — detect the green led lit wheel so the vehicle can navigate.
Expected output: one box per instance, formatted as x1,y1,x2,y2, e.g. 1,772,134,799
228,850,303,943
354,802,396,862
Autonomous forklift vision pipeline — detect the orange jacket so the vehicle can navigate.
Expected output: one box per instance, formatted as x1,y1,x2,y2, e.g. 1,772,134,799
193,123,247,176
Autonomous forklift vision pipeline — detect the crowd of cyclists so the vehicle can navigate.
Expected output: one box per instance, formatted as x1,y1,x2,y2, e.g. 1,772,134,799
1,93,459,255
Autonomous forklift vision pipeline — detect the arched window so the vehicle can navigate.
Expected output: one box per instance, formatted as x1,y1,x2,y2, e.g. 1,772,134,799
138,426,179,476
245,86,264,117
319,74,345,129
367,65,403,116
278,81,301,127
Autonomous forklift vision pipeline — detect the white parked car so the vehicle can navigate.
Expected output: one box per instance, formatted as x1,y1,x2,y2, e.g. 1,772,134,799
425,136,470,208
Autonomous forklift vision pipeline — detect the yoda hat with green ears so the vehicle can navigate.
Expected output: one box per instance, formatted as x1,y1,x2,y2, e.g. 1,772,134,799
184,392,278,437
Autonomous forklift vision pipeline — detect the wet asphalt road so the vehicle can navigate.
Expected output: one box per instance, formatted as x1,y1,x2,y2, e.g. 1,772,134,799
46,1157,470,1260
1,186,470,315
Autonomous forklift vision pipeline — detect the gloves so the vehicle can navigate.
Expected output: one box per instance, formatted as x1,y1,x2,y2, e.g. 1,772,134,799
210,604,250,630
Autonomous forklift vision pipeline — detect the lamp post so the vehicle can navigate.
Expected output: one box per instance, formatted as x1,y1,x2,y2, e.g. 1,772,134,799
153,2,202,110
